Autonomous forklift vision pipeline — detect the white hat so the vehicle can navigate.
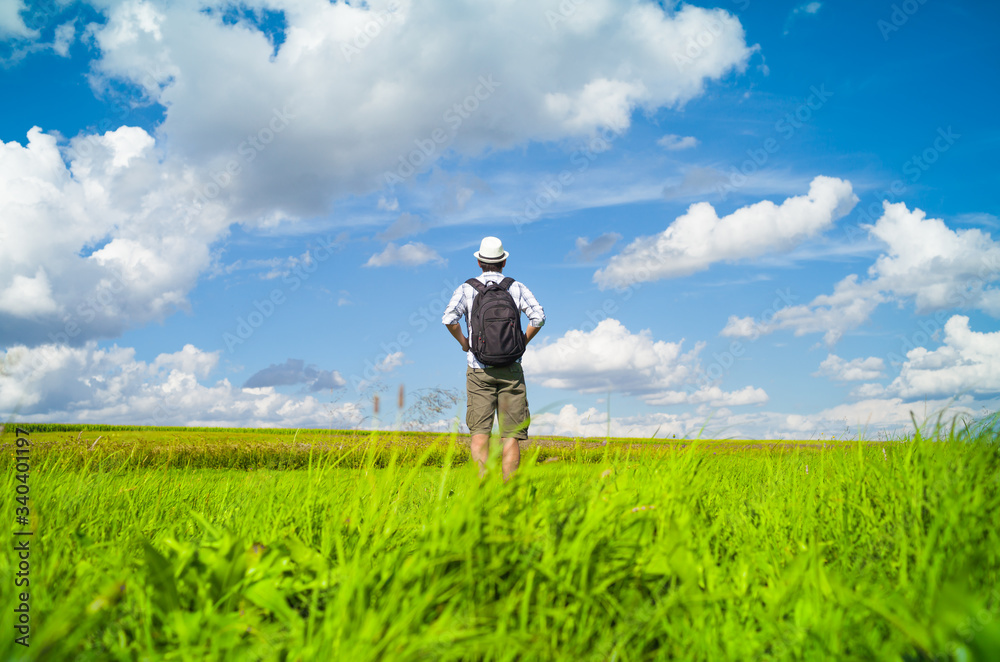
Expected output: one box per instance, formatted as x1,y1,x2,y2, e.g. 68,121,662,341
474,236,509,263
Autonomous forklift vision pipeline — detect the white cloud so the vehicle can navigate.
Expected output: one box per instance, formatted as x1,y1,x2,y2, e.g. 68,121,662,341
84,0,753,216
883,316,1000,399
657,134,698,150
3,340,980,437
0,268,60,317
814,354,885,381
152,343,219,379
523,318,767,406
3,0,754,346
52,21,76,56
749,202,1000,345
594,176,857,288
776,397,972,438
0,126,232,345
530,404,691,439
365,242,444,267
375,351,405,372
643,384,768,407
867,202,1000,313
0,342,363,427
527,397,982,440
851,383,886,399
712,397,979,440
720,315,761,339
0,0,36,39
545,78,648,133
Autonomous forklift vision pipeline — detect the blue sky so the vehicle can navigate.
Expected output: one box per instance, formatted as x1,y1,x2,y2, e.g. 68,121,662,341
1,0,998,438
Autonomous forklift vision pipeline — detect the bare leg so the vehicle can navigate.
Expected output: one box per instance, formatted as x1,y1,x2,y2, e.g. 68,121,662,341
501,437,520,482
470,433,489,478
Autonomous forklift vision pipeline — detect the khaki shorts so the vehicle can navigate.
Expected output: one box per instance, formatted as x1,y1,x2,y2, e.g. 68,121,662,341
466,364,530,440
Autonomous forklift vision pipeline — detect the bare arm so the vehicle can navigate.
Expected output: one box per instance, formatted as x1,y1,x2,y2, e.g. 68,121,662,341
445,323,470,352
524,325,541,345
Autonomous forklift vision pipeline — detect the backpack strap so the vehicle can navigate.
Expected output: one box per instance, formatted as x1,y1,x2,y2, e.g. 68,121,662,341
498,277,515,291
465,278,486,294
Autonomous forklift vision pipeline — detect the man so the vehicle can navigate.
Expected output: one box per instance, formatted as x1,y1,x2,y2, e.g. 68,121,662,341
442,236,545,480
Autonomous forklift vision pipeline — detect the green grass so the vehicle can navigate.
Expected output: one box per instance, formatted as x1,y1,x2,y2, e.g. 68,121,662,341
1,417,998,660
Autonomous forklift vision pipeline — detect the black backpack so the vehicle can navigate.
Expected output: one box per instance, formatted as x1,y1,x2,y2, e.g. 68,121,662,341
466,277,526,367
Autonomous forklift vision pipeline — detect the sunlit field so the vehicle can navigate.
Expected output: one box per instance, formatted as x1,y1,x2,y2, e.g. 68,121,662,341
2,419,999,661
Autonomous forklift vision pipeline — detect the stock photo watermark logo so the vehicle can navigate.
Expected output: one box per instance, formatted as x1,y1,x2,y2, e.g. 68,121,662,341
46,266,131,345
510,125,626,233
381,75,501,190
877,0,930,41
883,253,1000,369
222,234,342,353
347,278,464,393
340,1,401,62
685,287,799,396
544,0,585,30
716,84,833,200
673,14,731,71
885,311,951,369
180,104,297,219
843,126,959,241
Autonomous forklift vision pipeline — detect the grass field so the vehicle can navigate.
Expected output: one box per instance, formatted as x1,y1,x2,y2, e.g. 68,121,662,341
1,418,999,660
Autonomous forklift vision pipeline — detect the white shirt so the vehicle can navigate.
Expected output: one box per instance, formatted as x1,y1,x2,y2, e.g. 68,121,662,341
441,272,546,368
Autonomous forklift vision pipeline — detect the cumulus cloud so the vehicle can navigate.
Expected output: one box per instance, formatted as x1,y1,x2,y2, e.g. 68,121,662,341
528,397,980,440
713,396,980,439
814,354,885,381
365,242,444,267
881,316,1000,399
152,343,219,380
523,318,767,406
745,202,1000,345
84,0,753,217
243,358,346,392
3,0,753,346
530,404,691,438
778,397,974,438
595,176,857,288
0,342,362,427
571,232,622,262
867,203,1000,313
657,134,698,150
850,383,886,399
643,385,768,407
0,126,232,346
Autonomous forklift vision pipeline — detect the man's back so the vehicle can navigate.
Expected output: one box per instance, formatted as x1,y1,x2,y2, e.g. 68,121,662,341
442,272,545,369
441,237,545,480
